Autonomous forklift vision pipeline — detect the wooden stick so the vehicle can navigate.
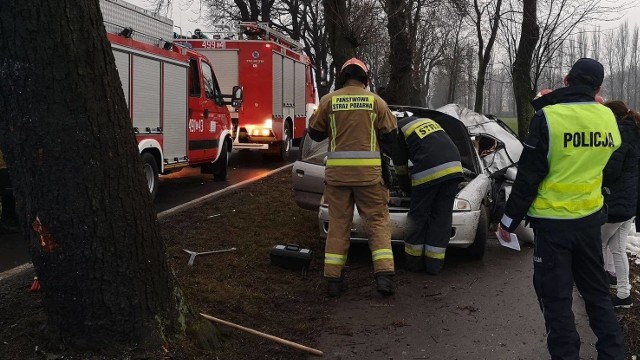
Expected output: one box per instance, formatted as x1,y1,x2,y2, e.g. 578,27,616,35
200,313,323,357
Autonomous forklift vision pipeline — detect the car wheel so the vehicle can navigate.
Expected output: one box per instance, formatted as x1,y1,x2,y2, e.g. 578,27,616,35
466,206,488,260
141,152,159,200
213,140,229,181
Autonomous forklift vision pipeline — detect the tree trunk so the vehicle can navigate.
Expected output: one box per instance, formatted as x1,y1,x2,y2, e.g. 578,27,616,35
473,0,502,113
0,0,217,351
381,0,416,105
323,0,355,85
512,0,539,140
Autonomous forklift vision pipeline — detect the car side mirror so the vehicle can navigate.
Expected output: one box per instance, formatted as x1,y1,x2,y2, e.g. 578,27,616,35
231,86,243,108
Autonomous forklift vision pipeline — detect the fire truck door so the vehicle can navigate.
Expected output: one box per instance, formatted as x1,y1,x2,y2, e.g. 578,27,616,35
188,58,221,164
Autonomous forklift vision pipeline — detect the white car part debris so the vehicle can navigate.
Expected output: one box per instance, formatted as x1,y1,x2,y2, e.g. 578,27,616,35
183,247,236,266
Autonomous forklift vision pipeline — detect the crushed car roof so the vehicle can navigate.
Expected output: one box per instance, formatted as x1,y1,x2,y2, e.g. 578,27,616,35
436,104,523,174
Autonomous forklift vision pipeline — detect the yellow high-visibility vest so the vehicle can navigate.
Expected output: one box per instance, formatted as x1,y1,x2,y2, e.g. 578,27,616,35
528,102,620,219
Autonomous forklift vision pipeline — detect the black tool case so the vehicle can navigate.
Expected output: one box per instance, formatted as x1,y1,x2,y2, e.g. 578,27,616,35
270,244,313,271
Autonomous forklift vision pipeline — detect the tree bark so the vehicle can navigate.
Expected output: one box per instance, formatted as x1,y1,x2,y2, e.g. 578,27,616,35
381,0,417,105
512,0,540,139
0,0,217,351
473,0,502,113
323,0,356,86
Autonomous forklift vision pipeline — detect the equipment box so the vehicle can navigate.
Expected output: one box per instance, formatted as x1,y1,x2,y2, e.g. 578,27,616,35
270,244,312,271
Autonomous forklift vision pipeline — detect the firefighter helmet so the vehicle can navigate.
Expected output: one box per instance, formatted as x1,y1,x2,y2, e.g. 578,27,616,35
340,58,369,74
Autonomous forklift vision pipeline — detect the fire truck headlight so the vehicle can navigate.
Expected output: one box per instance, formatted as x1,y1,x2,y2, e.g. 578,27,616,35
264,119,273,129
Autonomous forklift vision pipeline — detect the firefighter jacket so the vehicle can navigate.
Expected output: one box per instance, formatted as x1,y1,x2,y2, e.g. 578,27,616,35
602,117,640,222
392,116,463,193
308,85,397,186
500,86,621,232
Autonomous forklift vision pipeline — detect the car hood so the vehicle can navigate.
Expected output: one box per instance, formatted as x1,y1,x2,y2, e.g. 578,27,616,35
436,104,522,175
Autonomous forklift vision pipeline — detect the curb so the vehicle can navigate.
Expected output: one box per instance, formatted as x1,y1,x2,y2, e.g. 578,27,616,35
0,263,33,281
158,163,293,219
0,163,294,281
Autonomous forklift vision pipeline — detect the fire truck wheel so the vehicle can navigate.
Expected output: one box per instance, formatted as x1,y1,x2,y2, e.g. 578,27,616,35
213,143,229,181
141,152,159,200
278,125,292,161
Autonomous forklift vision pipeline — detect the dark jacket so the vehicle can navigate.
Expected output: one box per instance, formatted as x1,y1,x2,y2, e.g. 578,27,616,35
392,116,463,193
500,86,609,232
602,117,640,222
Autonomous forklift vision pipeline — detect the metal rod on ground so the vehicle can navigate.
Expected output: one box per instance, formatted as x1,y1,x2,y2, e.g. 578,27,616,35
200,313,323,357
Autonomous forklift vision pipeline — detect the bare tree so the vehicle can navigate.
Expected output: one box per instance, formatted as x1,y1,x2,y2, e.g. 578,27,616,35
203,0,276,22
0,0,217,350
630,26,639,108
446,16,467,104
531,0,630,91
378,0,419,104
615,21,630,100
512,0,539,139
470,0,503,112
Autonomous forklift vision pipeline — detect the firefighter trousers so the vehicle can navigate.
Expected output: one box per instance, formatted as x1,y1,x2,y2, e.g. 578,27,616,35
323,182,394,279
404,179,459,274
533,225,625,360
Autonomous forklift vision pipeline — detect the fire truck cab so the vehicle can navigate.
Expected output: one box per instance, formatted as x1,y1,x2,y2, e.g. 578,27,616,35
100,0,242,199
176,22,316,161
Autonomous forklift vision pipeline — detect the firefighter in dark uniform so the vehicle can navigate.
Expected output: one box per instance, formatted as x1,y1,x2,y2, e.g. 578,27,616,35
393,116,463,274
308,58,397,297
498,58,625,359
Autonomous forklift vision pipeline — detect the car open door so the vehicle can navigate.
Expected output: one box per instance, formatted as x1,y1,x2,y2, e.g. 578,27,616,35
292,133,327,211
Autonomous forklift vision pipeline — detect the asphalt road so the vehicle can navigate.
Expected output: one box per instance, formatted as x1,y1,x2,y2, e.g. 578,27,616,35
314,240,600,360
0,148,298,274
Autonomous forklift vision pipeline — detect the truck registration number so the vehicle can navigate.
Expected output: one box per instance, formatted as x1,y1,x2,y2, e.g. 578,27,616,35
189,119,204,132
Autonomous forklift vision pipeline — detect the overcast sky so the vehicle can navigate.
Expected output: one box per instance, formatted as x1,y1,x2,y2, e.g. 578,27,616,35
126,0,640,39
127,0,211,36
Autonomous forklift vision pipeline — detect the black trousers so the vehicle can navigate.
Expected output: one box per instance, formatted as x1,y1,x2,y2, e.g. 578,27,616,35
533,225,625,360
404,179,458,274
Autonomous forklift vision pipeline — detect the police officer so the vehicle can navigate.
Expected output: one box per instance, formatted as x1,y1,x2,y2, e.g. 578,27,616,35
498,58,625,359
393,116,463,274
308,58,397,297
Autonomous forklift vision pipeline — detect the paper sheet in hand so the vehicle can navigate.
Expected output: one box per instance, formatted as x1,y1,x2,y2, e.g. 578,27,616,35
496,231,520,251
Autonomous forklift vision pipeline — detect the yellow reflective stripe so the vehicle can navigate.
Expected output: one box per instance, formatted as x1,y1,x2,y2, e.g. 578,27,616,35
372,248,393,261
370,112,377,151
395,165,409,175
539,179,601,193
531,196,603,212
404,245,423,256
426,251,445,260
324,253,346,265
329,114,337,151
326,158,382,166
412,166,463,186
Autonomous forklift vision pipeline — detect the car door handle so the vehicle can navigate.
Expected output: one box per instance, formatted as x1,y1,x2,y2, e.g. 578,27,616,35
204,109,209,118
296,169,304,177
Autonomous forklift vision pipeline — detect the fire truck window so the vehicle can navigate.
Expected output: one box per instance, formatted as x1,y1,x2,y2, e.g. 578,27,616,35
189,59,201,97
201,62,222,103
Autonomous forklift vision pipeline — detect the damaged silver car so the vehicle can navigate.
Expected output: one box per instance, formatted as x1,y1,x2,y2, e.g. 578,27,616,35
292,104,533,260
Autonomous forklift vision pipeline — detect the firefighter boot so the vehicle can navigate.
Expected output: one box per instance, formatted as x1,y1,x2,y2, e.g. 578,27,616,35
327,271,348,297
376,274,395,296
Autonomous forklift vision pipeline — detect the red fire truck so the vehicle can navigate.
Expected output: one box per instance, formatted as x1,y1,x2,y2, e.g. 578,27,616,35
100,0,242,199
176,22,316,160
